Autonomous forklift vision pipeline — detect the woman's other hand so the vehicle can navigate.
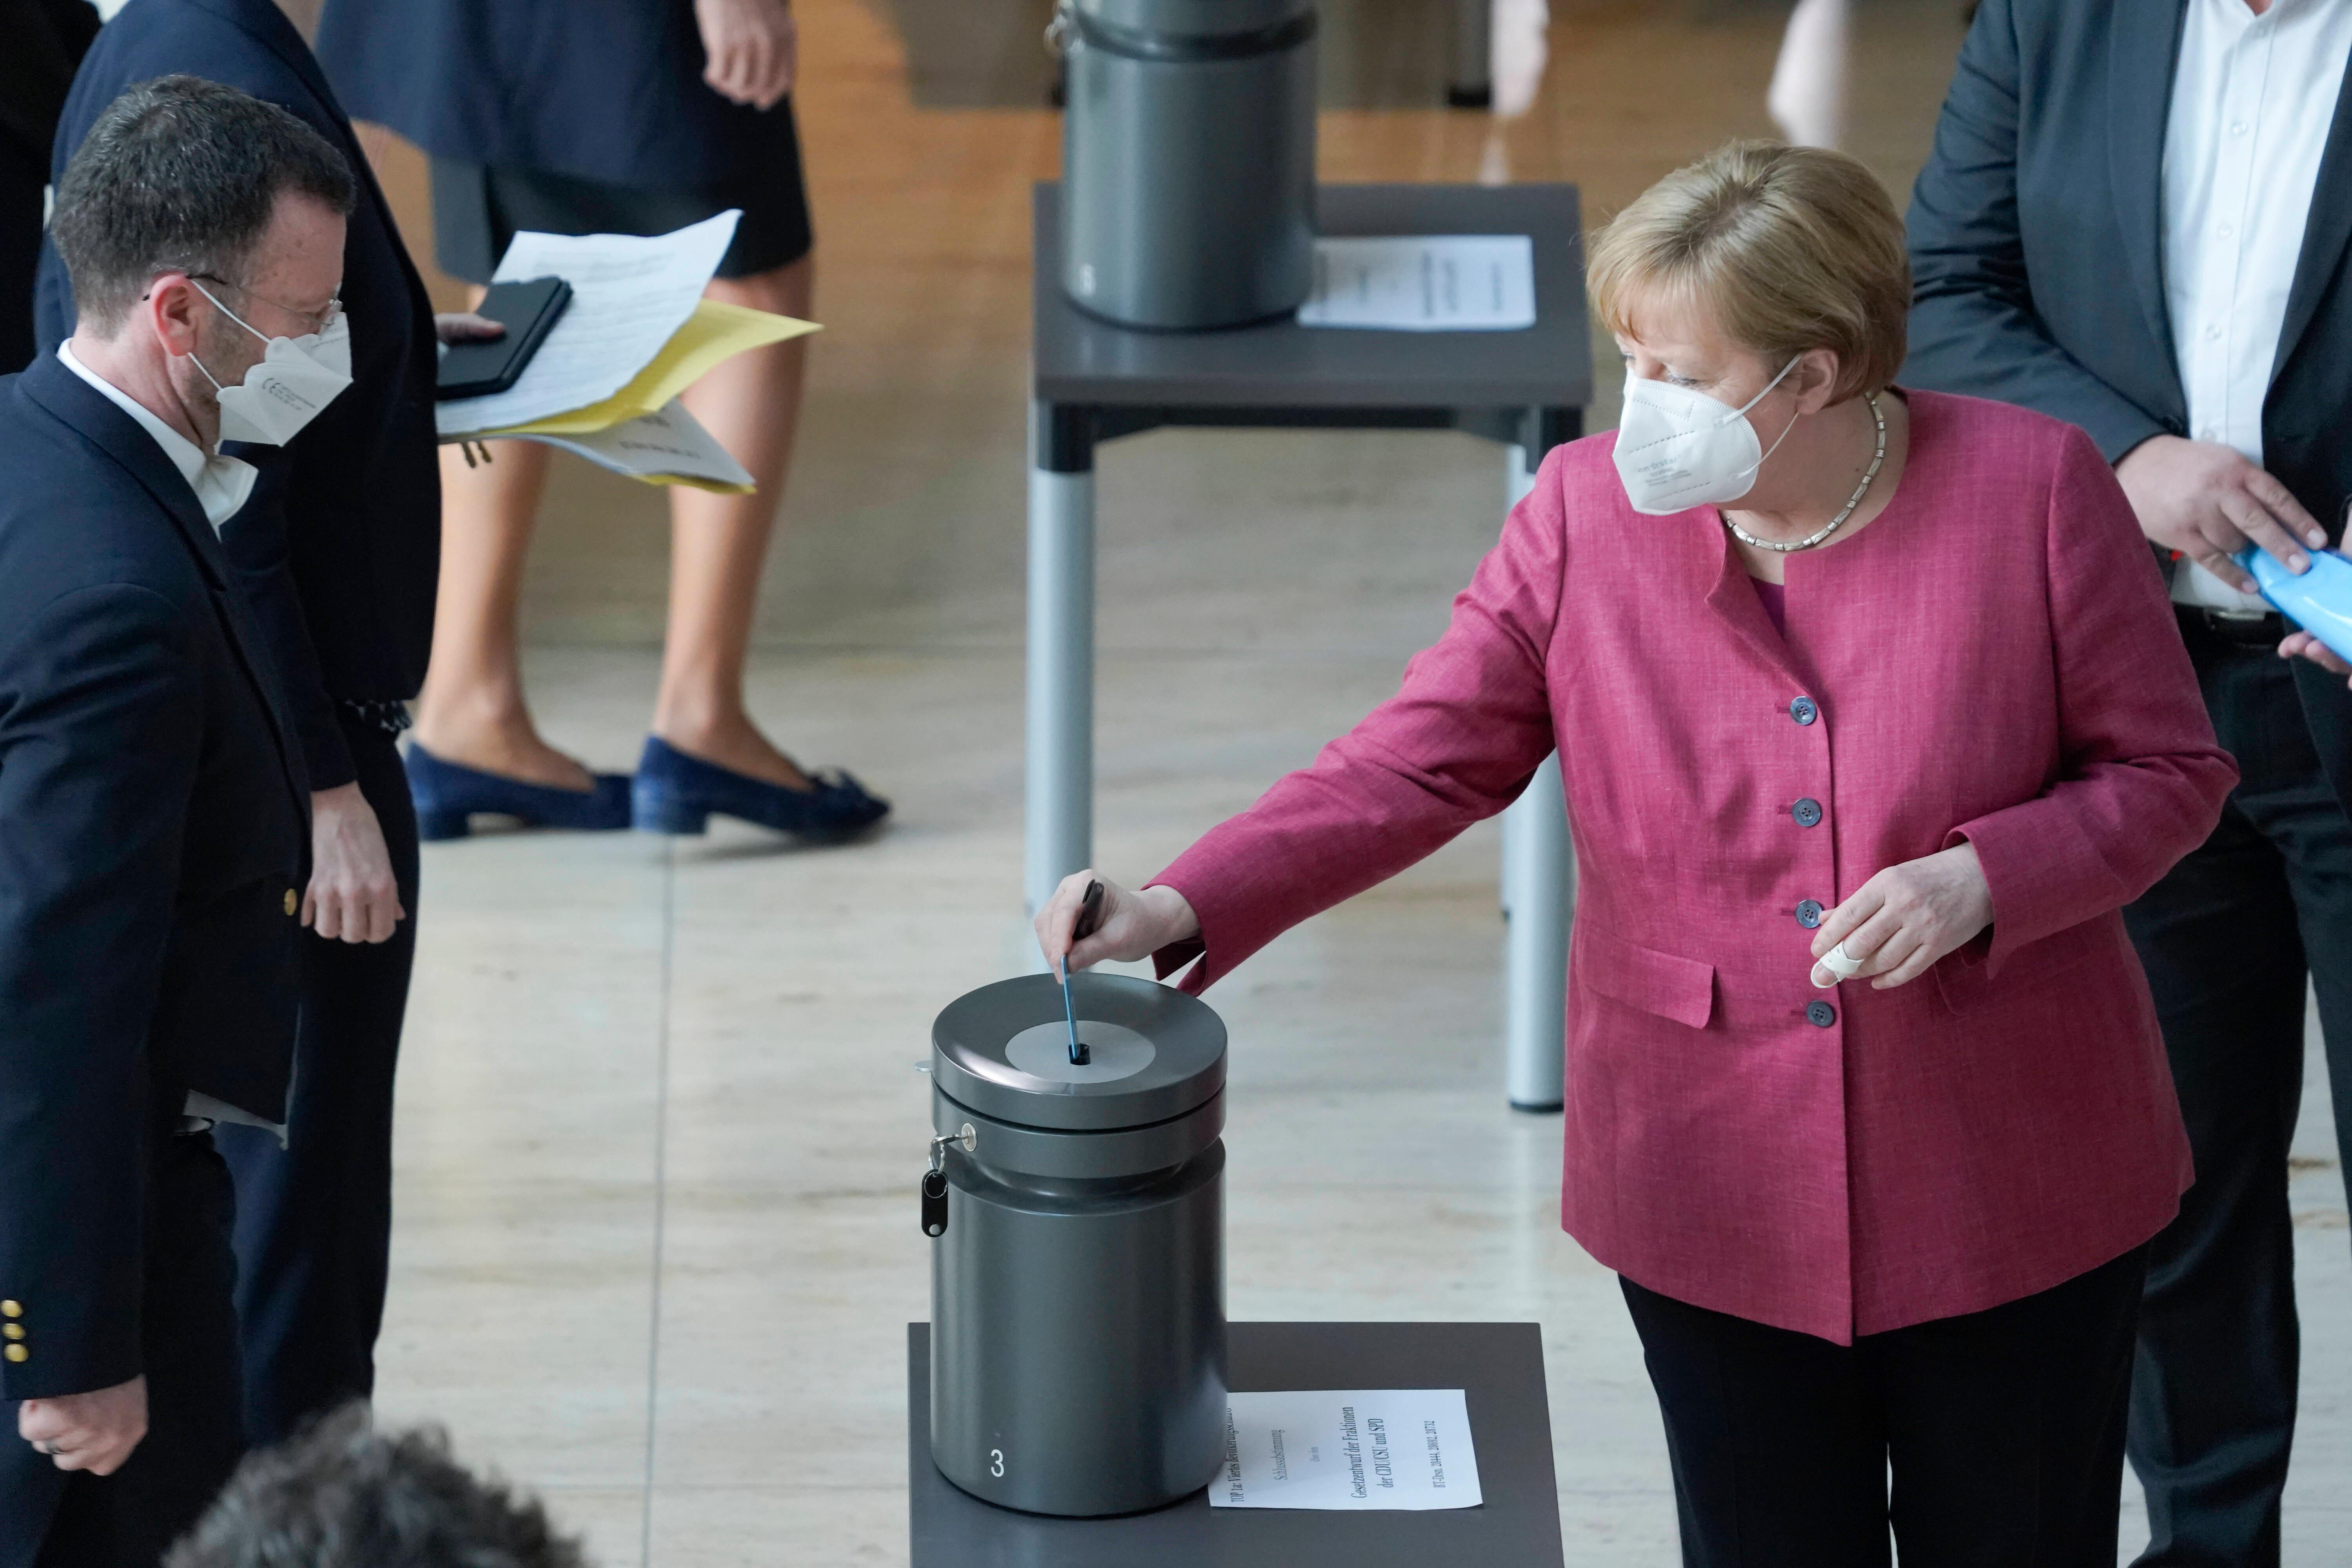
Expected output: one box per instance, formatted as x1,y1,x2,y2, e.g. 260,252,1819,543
432,311,504,345
1809,842,1993,990
1034,871,1200,979
2280,629,2352,686
696,0,797,110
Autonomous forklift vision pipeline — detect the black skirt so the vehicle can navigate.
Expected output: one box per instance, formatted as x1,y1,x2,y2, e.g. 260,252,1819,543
428,112,811,285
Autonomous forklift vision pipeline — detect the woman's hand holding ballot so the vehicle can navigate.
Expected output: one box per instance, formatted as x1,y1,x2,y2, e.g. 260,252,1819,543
1034,870,1198,978
1807,842,1993,991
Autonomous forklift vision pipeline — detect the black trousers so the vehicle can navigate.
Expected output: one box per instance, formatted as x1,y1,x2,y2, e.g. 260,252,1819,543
1622,1247,2148,1568
215,724,419,1445
2120,616,2352,1568
0,1109,247,1568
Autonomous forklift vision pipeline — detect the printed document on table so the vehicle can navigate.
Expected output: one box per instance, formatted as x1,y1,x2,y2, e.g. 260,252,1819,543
1296,235,1536,332
436,210,741,436
1210,1389,1482,1510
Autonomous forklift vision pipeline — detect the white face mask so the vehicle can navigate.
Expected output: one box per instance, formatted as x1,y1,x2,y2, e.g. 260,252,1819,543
1612,356,1802,515
188,280,353,446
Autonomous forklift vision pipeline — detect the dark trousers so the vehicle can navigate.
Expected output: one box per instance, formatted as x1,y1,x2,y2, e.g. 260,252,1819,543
2120,617,2352,1568
1622,1246,2149,1568
0,1110,247,1568
216,724,419,1445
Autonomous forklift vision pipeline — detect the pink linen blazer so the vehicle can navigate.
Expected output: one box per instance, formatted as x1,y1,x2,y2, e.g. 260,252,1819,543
1151,391,2236,1343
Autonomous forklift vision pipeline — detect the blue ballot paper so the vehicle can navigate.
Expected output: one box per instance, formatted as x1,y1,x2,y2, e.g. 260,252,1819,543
2238,545,2352,663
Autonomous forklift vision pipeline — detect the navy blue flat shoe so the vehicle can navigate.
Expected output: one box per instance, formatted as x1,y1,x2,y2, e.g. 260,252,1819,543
405,742,634,841
630,735,891,839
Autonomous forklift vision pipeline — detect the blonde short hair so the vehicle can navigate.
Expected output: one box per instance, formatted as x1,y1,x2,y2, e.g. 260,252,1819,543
1588,140,1910,403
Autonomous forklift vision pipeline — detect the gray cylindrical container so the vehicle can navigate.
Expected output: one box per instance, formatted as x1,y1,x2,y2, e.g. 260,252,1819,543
1060,0,1318,329
928,973,1227,1516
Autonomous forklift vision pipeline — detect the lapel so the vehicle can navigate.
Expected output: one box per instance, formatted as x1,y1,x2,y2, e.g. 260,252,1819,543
2272,59,2352,383
2107,0,2191,392
1700,521,1808,687
19,355,309,809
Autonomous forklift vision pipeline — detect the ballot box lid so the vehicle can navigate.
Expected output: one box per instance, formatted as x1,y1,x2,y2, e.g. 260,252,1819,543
931,973,1227,1132
1074,0,1313,40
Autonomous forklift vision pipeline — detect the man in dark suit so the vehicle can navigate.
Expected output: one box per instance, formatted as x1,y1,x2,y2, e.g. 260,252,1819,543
1904,3,2352,1563
36,0,488,1448
0,76,349,1566
0,0,98,370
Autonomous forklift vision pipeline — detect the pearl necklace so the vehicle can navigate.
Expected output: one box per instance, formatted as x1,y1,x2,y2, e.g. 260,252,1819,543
1722,392,1886,554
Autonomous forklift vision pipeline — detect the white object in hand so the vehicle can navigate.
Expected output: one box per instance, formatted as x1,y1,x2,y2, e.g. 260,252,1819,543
1815,941,1865,985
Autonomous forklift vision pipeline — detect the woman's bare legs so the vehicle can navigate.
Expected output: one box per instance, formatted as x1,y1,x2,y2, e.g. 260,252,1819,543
653,252,817,790
411,279,594,790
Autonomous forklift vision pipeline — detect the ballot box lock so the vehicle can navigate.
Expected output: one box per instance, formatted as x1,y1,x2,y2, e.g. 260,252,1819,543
924,973,1229,1517
918,1125,976,1238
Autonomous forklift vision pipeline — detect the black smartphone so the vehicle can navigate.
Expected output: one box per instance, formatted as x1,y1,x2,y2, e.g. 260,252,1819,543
434,276,573,400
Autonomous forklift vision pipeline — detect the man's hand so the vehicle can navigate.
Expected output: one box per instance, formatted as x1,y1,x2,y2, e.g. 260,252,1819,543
19,1376,147,1475
432,312,504,346
2280,630,2352,686
2115,435,2326,594
696,0,796,109
307,782,403,944
1809,843,1994,991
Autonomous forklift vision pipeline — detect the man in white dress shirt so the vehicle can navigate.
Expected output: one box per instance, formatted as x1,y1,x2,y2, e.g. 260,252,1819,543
1906,2,2352,1563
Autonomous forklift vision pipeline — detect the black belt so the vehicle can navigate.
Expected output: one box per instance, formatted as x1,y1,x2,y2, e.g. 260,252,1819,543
2176,603,2286,648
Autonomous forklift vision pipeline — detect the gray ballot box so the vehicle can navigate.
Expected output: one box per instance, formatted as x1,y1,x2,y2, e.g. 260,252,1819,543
1058,0,1318,329
926,973,1230,1516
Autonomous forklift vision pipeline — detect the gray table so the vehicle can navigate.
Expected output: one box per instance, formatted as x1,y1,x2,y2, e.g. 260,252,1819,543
908,1321,1566,1567
1029,181,1591,1110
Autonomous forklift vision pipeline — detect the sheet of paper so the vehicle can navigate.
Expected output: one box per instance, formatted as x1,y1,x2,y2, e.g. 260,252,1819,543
1296,235,1536,332
1209,1389,1482,1510
436,210,740,436
506,401,754,493
495,299,818,436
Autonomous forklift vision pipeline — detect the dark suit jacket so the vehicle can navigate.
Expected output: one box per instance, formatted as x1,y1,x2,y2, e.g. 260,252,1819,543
0,353,307,1403
36,0,441,791
313,0,801,189
1903,0,2352,800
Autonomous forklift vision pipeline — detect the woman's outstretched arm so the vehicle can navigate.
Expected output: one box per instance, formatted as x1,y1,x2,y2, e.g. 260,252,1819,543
1039,448,1575,991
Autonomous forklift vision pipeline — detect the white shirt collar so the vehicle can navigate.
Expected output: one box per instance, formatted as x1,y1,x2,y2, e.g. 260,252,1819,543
56,341,257,533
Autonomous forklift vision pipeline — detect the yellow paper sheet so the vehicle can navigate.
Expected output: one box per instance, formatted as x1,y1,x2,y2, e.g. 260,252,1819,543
490,300,819,437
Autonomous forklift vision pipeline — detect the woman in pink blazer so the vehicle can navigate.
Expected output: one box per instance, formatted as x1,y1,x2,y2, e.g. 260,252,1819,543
1040,142,2236,1564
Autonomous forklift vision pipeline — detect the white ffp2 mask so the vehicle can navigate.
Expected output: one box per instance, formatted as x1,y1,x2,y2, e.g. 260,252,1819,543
1612,357,1801,515
189,280,352,446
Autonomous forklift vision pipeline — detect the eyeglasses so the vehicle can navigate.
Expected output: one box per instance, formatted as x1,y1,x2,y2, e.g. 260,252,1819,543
188,273,342,335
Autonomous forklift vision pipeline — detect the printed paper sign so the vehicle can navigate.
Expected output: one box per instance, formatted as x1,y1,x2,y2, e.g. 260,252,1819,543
1210,1389,1482,1510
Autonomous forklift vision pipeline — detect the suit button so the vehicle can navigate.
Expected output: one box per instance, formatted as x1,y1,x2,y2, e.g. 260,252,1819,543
1796,899,1824,928
1,1325,20,1341
284,888,299,917
1806,999,1837,1027
1790,696,1818,725
4,1344,24,1363
1792,797,1823,828
0,1301,19,1318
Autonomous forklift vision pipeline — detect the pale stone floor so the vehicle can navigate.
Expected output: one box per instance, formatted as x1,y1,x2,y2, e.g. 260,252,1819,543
374,430,2352,1567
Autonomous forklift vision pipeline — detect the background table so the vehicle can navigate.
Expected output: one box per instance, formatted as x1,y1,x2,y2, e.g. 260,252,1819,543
1029,181,1593,1110
909,1321,1567,1567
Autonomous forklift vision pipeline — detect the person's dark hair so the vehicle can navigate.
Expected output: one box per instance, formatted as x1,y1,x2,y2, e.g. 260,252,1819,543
163,1404,590,1568
50,74,355,334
